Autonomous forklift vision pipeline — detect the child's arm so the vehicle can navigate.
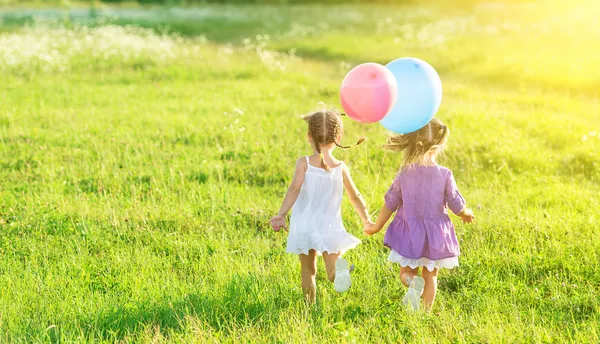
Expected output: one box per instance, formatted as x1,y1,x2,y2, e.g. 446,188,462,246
364,175,402,236
445,171,475,224
341,164,372,227
364,204,394,235
457,207,475,223
269,158,306,232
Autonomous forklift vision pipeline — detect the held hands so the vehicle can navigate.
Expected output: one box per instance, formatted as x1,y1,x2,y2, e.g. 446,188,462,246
363,219,379,236
269,214,288,232
458,208,475,224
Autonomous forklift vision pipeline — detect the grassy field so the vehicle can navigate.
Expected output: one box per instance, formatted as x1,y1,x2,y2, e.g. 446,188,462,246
0,1,599,342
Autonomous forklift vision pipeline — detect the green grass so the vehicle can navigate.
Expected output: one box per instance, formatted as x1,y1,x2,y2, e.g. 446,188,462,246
0,1,599,342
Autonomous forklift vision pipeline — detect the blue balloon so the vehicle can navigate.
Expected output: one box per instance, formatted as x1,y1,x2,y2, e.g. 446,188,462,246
380,57,442,134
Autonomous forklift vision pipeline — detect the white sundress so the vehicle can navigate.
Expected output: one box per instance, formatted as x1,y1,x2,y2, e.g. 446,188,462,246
286,157,361,255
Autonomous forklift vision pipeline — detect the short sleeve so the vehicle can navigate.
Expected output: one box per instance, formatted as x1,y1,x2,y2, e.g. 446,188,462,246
384,175,403,211
445,170,466,215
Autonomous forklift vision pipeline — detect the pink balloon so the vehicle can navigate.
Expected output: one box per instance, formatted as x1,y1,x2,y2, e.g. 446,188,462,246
340,63,398,123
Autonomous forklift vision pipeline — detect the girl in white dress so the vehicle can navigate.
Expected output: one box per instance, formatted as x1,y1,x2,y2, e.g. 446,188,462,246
269,109,374,303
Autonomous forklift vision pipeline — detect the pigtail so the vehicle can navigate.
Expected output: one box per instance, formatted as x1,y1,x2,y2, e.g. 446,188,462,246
316,142,330,171
319,113,331,171
439,124,447,135
304,112,330,171
302,107,363,170
334,141,351,149
334,137,365,149
331,111,365,150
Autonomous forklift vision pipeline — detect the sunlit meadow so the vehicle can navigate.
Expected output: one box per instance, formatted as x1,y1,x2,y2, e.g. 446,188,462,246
0,1,599,342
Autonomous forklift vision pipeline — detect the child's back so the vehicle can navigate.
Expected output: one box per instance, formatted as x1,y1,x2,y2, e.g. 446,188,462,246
384,165,464,263
269,109,373,303
288,157,352,254
364,118,474,312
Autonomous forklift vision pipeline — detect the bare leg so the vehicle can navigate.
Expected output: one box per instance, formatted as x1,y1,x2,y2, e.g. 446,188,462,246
400,266,419,287
322,251,341,283
299,250,317,304
421,268,439,311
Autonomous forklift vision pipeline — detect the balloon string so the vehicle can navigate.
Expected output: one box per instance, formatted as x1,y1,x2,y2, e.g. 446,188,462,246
370,149,387,218
362,125,373,211
362,125,387,219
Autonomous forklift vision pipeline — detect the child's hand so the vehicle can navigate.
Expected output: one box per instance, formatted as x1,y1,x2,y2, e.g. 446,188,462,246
363,220,379,236
459,208,475,224
269,215,288,232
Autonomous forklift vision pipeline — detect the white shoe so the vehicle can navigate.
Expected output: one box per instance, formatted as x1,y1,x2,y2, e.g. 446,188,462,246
402,276,425,311
334,258,352,293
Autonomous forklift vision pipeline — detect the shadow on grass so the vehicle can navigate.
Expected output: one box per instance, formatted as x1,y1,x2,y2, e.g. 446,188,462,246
81,273,294,341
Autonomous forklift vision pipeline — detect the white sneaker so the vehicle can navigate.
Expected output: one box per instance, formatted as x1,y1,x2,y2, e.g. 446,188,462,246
333,258,352,293
402,276,425,311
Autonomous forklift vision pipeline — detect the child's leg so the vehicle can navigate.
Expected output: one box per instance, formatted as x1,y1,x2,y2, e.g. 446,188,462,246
400,266,419,287
400,266,424,310
299,250,317,303
322,251,340,283
323,252,352,292
421,268,439,311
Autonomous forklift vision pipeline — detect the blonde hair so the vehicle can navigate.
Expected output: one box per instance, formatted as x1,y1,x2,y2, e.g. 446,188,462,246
384,118,449,169
302,110,364,171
